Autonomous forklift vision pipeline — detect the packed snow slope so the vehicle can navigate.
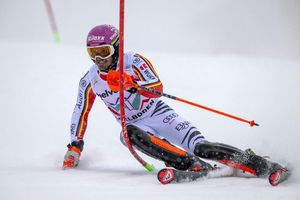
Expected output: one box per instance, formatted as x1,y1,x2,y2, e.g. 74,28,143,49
1,0,300,199
0,41,299,200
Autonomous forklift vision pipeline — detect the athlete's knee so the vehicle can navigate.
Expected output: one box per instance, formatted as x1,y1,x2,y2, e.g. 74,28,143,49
119,125,146,147
127,125,143,136
194,141,229,160
194,141,243,160
194,141,213,158
126,125,150,145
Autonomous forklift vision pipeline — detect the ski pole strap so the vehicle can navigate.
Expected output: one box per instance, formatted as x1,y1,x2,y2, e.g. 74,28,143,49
138,86,259,127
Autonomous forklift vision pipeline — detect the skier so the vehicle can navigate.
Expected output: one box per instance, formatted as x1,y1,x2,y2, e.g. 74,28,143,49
63,24,288,185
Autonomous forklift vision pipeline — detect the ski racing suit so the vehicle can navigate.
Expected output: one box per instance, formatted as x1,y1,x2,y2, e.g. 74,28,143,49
70,52,205,156
68,52,285,176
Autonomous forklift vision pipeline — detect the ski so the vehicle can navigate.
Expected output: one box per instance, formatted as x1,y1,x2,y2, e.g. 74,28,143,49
157,168,208,184
268,167,290,186
157,167,234,184
157,166,291,186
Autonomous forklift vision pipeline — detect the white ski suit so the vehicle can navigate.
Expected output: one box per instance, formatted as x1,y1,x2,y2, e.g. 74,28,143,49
70,52,205,154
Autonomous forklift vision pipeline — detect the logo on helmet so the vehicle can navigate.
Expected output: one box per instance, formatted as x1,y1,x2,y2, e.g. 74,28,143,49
87,35,105,42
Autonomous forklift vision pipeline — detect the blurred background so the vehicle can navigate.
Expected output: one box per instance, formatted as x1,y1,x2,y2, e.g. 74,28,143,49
1,0,300,59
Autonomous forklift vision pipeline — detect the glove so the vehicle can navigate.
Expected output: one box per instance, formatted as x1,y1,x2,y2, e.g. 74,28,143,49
107,70,137,92
62,140,84,169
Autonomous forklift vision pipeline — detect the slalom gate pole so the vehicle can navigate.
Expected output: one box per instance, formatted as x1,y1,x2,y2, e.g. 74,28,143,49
138,86,259,127
118,0,154,172
44,0,61,43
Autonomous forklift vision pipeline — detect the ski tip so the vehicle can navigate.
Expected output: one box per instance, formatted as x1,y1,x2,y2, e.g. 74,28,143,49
157,168,175,184
268,168,290,186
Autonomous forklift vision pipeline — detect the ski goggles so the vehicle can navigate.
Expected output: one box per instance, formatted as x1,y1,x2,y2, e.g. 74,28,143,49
87,44,115,60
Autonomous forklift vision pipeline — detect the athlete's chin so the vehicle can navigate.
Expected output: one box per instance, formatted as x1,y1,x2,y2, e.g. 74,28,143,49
96,60,113,71
97,63,110,71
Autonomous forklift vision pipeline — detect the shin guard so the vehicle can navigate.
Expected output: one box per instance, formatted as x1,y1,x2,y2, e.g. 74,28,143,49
127,125,193,170
194,142,281,177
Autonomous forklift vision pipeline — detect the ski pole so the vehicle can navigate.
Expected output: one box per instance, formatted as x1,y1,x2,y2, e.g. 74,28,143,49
138,86,259,127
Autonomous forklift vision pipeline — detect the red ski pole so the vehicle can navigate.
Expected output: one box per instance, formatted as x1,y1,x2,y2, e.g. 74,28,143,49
119,0,154,171
137,86,259,127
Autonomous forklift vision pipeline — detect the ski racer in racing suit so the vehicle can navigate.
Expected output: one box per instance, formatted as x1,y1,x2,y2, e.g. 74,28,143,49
63,25,287,185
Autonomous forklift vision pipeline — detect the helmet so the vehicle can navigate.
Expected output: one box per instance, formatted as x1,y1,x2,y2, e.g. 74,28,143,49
86,24,119,72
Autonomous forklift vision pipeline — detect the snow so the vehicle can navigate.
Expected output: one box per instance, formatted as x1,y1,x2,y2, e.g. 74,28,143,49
1,40,299,200
1,1,300,200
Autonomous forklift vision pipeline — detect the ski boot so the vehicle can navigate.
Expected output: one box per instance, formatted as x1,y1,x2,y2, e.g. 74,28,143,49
194,141,290,186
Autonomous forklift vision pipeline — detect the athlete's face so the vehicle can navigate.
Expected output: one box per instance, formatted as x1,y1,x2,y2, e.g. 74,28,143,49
94,56,113,72
87,45,115,72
